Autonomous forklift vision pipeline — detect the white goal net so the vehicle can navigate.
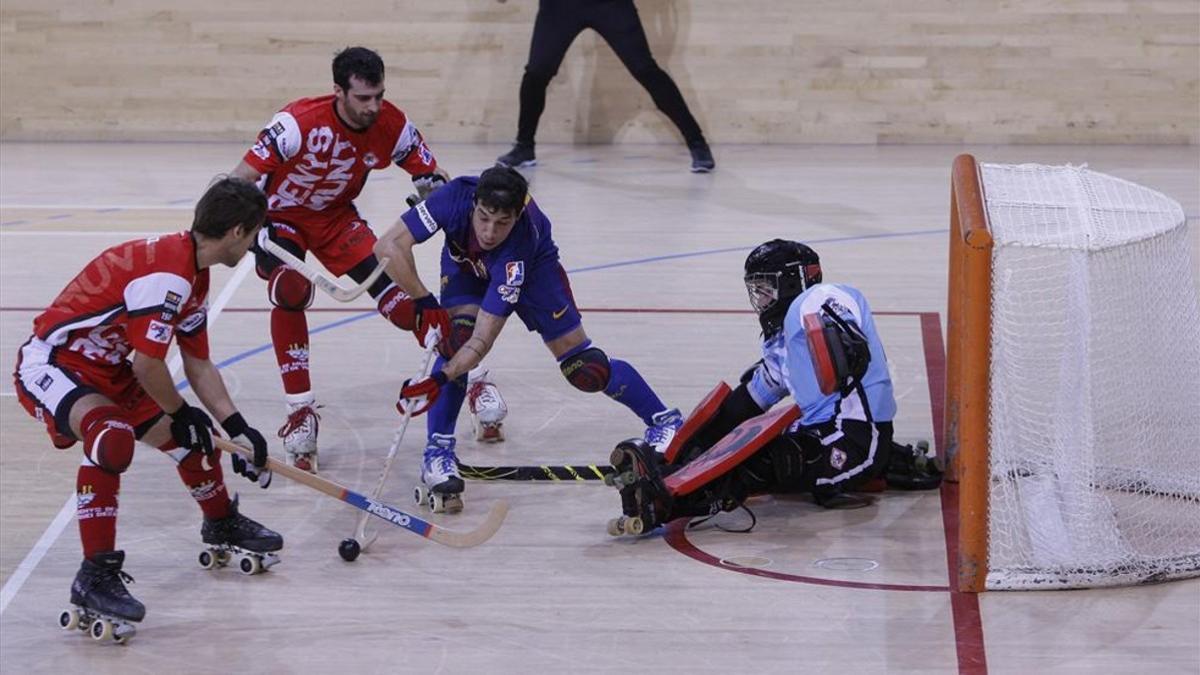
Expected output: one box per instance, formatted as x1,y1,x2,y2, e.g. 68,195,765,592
980,162,1200,590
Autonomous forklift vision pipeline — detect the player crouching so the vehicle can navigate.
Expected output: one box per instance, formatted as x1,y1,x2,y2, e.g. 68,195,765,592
606,239,942,536
14,178,282,643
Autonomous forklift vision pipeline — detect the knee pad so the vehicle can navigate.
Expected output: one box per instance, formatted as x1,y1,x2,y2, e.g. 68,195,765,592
447,314,476,356
377,285,416,331
559,347,611,393
268,266,314,311
80,406,135,474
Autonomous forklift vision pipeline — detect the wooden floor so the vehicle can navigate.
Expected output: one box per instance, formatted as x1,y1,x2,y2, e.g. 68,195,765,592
1,142,1197,673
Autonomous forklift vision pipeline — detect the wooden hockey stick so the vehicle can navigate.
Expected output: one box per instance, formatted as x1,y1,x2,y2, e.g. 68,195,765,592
257,229,389,302
460,463,615,482
352,335,440,552
216,438,508,548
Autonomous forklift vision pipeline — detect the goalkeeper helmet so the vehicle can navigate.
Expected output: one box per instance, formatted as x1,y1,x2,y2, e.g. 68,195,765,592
744,239,822,336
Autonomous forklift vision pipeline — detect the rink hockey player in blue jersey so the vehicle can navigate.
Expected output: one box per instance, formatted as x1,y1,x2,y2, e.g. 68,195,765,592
605,239,941,536
374,166,682,512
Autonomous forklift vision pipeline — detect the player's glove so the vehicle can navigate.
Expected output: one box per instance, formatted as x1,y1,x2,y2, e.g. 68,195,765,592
413,294,451,352
221,412,272,489
169,403,214,457
408,171,448,207
397,370,450,417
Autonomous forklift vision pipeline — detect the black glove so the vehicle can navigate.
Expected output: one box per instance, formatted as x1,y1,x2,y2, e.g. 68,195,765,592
169,403,214,456
221,412,272,489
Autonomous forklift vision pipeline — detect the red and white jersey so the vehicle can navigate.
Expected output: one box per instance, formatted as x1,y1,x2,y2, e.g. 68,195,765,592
32,232,211,366
242,95,439,226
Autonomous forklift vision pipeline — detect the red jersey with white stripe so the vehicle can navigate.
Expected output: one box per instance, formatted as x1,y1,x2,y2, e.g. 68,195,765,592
241,95,439,227
32,232,211,366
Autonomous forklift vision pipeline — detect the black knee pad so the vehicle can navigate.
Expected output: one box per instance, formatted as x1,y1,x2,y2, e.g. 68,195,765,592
559,347,611,393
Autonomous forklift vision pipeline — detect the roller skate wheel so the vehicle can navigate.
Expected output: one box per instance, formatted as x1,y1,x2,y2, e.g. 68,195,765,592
429,493,445,513
59,608,80,631
198,550,215,570
603,473,617,487
238,554,261,575
609,446,628,467
90,618,113,642
606,518,624,537
113,622,136,644
414,485,429,507
625,517,645,535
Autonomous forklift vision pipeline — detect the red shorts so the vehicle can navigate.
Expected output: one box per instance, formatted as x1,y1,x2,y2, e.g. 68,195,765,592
13,338,164,444
269,207,379,277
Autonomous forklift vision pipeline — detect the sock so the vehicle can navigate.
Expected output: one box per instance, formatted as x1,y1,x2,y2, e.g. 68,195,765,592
271,307,311,394
425,355,467,440
175,449,231,521
604,358,668,426
76,464,120,559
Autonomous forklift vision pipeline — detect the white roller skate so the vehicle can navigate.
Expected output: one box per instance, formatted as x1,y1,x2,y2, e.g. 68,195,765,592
279,392,320,473
644,408,683,454
199,496,283,575
59,550,144,644
467,368,507,443
414,433,465,514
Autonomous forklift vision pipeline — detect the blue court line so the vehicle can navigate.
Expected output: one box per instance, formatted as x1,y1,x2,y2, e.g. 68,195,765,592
1,220,28,227
179,226,944,390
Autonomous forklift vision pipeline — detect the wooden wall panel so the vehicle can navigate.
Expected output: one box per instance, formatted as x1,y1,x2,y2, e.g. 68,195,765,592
1,0,1196,144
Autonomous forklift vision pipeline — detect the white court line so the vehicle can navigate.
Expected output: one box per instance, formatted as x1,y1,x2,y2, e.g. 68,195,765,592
0,203,192,210
0,231,173,237
0,255,252,615
0,392,16,397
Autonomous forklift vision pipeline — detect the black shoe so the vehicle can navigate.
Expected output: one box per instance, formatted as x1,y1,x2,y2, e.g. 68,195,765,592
202,496,283,553
688,142,715,173
496,143,536,168
70,550,146,622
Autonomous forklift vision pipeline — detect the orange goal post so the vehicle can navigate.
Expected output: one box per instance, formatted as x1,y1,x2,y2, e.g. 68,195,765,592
944,154,1200,591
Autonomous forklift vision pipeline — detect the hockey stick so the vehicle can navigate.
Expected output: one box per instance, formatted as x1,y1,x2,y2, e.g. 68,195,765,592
256,229,390,302
215,439,508,548
351,334,440,552
460,463,615,482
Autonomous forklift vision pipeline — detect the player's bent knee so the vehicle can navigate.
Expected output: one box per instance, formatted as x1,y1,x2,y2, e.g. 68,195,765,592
447,314,476,356
81,408,135,474
268,266,314,311
559,347,611,393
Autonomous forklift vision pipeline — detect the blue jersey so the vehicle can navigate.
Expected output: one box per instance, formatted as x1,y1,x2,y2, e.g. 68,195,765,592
780,283,896,426
400,177,560,318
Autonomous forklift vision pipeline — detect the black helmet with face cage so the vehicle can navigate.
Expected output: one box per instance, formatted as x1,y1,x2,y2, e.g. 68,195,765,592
743,239,822,336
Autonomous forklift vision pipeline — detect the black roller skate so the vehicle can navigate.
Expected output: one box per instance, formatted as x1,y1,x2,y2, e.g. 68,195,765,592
604,438,673,537
885,440,943,490
59,550,144,644
199,496,283,575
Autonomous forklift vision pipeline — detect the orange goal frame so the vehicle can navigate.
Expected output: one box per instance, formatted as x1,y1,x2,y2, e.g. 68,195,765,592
944,154,993,593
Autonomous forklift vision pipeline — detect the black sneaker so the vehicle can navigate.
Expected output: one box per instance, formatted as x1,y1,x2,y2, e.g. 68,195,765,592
688,142,715,173
496,143,536,168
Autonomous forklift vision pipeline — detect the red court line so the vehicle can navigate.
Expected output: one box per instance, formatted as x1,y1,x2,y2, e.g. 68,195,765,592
921,312,988,674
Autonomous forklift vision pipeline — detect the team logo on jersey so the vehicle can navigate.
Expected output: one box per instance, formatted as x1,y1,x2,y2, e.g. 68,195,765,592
415,202,439,234
35,374,54,391
505,261,525,286
830,448,847,470
146,320,174,344
498,284,521,304
164,291,182,312
362,152,379,168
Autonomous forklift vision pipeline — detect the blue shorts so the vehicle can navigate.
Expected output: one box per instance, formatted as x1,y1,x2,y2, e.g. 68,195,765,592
439,252,582,342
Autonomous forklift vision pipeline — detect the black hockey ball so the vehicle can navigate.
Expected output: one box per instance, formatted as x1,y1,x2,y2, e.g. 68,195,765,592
338,538,361,562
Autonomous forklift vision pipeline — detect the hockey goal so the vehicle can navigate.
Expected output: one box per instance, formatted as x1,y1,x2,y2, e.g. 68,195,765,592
945,154,1200,591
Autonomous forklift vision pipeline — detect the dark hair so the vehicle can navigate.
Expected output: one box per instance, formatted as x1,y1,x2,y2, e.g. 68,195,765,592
192,176,267,239
475,166,528,215
333,46,385,90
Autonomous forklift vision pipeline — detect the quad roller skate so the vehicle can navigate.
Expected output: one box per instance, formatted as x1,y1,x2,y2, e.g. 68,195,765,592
467,370,507,443
415,434,465,514
885,439,942,490
199,496,283,575
59,550,144,644
279,396,320,473
605,438,672,537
